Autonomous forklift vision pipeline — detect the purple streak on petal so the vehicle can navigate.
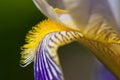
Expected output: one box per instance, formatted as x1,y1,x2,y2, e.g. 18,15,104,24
40,49,50,80
95,61,117,80
34,33,63,80
45,49,62,79
47,55,62,79
48,55,62,79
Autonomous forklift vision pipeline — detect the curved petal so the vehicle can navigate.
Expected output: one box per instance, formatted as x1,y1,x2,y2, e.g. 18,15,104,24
76,18,120,79
33,0,60,22
32,0,82,30
63,0,91,28
33,0,119,31
20,19,79,67
46,0,65,9
63,0,118,29
34,34,63,80
34,31,83,80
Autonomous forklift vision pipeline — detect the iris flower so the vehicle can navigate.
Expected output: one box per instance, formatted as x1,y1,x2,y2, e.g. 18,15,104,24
20,0,120,80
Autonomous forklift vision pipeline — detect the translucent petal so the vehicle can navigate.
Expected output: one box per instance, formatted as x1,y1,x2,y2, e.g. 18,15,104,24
46,0,65,9
33,0,81,30
63,0,118,29
33,0,60,22
108,0,120,27
63,0,91,28
33,0,119,31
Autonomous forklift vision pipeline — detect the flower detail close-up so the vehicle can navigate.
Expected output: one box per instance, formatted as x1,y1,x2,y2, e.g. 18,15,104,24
20,0,120,80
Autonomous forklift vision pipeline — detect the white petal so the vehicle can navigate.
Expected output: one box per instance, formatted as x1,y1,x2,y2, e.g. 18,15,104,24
46,0,65,9
63,0,118,29
63,0,91,28
33,0,80,30
33,0,119,30
59,14,80,30
33,0,60,22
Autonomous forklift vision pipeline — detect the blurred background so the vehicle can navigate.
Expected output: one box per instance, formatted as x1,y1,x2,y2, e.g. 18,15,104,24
0,0,45,80
0,0,107,80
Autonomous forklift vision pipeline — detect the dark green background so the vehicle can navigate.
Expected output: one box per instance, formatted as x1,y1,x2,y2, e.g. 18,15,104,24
0,0,95,80
0,0,45,80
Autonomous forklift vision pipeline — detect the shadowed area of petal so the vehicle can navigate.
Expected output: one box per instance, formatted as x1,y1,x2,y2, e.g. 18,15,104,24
46,0,65,9
95,60,117,80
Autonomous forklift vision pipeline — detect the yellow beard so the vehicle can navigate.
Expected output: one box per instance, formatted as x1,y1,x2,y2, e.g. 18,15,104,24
20,18,120,79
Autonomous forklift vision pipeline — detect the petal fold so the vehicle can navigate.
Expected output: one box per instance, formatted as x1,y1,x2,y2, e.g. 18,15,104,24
33,0,60,22
63,0,118,29
63,0,91,28
33,0,80,30
33,0,120,30
34,31,83,80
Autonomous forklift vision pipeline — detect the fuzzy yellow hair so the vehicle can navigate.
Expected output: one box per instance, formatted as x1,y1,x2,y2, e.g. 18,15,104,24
20,19,75,67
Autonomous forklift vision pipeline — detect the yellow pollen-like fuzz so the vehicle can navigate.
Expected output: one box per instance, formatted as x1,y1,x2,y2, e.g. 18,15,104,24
54,8,68,14
23,19,75,48
20,19,76,66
